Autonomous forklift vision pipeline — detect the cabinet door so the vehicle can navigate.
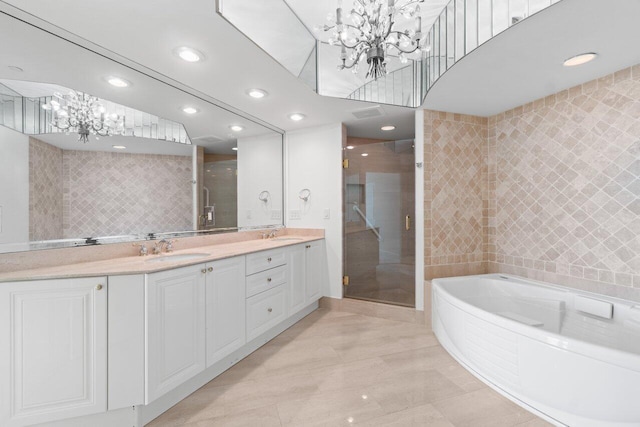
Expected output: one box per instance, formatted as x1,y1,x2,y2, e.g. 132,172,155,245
0,277,107,427
288,244,306,315
206,256,246,367
146,264,206,404
305,241,323,303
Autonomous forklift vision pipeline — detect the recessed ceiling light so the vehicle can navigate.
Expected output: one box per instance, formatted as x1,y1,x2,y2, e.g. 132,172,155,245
232,147,238,151
174,46,204,63
381,125,396,131
346,145,354,149
563,52,597,67
182,106,199,114
247,88,268,99
229,125,244,132
361,153,369,157
289,113,306,121
112,145,126,150
107,76,130,88
8,65,23,72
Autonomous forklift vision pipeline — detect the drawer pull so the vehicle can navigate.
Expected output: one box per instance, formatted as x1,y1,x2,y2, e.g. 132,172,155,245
267,257,272,262
267,277,272,282
95,284,103,291
207,267,213,272
201,268,207,274
267,308,273,313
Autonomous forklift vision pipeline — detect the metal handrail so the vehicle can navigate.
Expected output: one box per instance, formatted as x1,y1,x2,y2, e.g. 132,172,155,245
352,203,382,242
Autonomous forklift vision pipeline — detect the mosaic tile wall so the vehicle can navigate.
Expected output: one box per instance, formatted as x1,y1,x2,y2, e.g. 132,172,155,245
488,65,640,297
423,111,488,279
62,150,193,238
29,137,63,241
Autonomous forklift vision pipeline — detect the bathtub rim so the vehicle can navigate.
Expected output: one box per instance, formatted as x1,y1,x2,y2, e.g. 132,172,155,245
432,273,640,373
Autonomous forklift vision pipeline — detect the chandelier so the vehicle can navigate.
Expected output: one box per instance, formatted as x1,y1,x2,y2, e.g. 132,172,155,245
323,0,429,80
42,91,125,143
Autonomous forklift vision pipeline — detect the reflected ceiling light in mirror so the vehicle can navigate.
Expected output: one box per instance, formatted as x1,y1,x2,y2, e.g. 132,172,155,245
174,46,204,63
381,125,396,131
247,88,268,99
107,76,130,88
112,145,126,150
563,52,597,67
346,145,354,149
182,106,199,114
229,125,244,132
361,153,369,157
232,147,238,151
289,113,306,121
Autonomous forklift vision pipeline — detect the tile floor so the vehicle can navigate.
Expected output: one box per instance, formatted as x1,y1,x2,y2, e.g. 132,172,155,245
148,309,551,426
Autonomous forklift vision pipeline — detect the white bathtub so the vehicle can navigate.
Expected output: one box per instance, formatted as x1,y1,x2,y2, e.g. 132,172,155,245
432,274,640,427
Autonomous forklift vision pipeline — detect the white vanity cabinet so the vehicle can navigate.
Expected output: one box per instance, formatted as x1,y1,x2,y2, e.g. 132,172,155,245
206,256,246,367
305,240,324,303
0,277,107,427
145,256,247,403
287,240,324,315
145,264,206,404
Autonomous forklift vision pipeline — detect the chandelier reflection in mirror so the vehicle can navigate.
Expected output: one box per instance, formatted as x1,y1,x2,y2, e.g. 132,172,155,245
322,0,429,79
42,91,125,143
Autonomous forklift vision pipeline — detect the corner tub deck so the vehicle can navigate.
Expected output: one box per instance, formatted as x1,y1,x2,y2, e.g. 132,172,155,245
432,274,640,427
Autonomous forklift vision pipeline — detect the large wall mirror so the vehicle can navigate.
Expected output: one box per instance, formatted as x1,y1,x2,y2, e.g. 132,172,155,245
0,11,284,253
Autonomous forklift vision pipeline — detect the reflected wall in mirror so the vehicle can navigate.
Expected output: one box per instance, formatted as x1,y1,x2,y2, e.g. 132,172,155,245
0,10,284,253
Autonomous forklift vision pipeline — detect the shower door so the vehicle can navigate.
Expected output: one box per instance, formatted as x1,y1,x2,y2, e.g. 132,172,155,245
343,139,415,307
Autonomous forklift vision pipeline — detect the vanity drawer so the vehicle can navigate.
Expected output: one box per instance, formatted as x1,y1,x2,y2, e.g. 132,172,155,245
246,264,287,298
246,285,287,341
246,248,286,275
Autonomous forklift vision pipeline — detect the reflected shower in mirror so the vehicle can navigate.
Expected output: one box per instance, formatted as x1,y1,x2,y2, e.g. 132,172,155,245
0,10,283,253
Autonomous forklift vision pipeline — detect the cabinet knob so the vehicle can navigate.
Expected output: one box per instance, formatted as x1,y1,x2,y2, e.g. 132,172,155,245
208,267,213,272
201,268,207,274
95,284,103,291
267,277,272,282
267,308,273,313
267,257,272,262
306,245,311,249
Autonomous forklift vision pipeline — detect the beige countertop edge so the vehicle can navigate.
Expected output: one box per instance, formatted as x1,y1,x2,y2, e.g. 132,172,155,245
0,236,324,283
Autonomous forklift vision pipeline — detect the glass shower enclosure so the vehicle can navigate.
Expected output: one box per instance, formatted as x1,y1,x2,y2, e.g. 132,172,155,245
343,139,415,307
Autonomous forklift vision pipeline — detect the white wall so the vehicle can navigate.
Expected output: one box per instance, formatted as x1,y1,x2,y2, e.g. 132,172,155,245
237,133,283,228
286,123,344,299
0,126,29,246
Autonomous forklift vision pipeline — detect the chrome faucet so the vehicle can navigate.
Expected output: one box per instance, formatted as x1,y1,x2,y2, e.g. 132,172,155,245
268,229,278,239
153,239,175,254
133,243,148,256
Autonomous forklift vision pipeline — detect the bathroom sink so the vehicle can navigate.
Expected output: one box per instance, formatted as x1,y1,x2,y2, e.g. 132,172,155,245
145,253,210,263
271,237,304,241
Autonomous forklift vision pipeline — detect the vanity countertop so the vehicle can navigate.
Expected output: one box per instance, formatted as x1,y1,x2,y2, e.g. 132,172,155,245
0,235,323,283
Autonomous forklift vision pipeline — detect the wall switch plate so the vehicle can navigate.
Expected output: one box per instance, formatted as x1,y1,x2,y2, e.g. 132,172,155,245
289,210,301,220
323,208,331,220
246,210,252,220
271,210,282,220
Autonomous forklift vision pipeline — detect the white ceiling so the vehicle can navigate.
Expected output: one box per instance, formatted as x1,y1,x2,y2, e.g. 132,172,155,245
1,0,637,143
423,0,640,116
0,0,418,141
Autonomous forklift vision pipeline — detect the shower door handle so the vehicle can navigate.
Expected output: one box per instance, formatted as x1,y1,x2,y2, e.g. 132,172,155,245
405,215,411,231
